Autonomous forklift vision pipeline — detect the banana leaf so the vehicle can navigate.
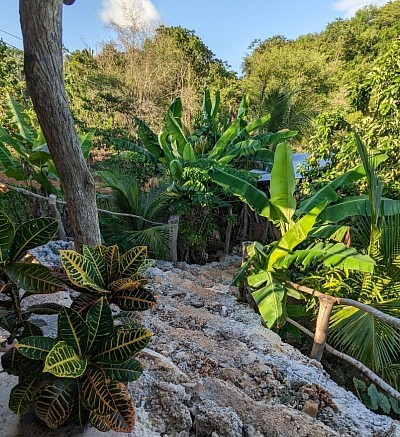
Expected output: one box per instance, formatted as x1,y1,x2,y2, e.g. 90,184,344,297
270,142,296,223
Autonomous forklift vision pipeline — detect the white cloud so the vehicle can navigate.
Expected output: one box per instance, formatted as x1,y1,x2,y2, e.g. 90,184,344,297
333,0,390,17
100,0,161,30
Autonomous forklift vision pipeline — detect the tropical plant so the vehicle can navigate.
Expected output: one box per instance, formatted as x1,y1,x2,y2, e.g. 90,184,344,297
0,211,65,343
59,244,156,315
257,86,315,142
0,93,95,194
2,296,152,431
134,90,296,189
209,141,375,328
353,377,400,416
325,136,400,384
97,170,171,258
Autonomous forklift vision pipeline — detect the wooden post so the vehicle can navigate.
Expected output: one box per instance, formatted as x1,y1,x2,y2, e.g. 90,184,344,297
224,207,233,254
310,295,336,361
48,194,67,241
238,241,258,310
168,215,179,265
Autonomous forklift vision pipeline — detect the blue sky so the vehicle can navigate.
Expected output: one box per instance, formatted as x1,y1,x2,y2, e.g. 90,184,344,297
0,1,390,73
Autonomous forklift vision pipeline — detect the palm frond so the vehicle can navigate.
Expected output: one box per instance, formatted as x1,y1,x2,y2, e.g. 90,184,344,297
127,225,171,259
329,303,400,372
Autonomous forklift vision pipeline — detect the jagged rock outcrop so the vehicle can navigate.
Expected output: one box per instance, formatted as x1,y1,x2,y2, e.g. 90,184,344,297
0,247,399,436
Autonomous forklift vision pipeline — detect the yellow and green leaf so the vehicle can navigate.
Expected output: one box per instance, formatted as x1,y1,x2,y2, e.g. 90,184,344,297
102,357,143,382
112,288,156,311
81,368,116,415
9,218,58,262
58,307,89,355
16,336,57,360
33,379,75,429
82,245,107,287
5,263,65,294
109,277,147,292
9,378,37,416
44,341,87,378
86,297,113,352
93,328,152,364
118,246,147,279
60,250,107,293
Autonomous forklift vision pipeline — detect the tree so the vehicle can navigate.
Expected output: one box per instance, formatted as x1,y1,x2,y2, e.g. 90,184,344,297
19,0,101,250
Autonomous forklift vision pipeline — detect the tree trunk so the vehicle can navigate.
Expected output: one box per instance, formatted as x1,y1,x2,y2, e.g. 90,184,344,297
19,0,101,251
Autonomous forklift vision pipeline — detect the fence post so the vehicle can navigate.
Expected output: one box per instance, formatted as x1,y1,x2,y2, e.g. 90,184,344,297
224,207,233,254
310,295,336,361
168,215,179,265
48,194,67,241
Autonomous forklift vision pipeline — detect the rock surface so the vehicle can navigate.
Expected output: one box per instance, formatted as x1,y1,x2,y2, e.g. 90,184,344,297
0,247,399,437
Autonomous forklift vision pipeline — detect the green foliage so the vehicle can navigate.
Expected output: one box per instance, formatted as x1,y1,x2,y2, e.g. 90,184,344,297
130,89,289,262
133,90,291,185
0,43,26,120
3,297,151,431
0,94,95,194
307,41,400,199
60,244,156,314
0,211,64,343
97,170,170,258
353,378,400,416
210,142,374,328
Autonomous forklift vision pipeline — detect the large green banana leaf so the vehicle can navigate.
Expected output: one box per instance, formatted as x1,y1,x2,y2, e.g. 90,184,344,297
208,167,272,218
319,196,400,223
269,142,296,224
209,119,241,159
7,93,36,142
275,241,375,272
267,202,325,268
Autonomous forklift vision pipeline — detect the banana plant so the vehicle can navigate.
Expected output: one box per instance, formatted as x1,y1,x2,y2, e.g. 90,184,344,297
326,135,400,382
2,297,152,432
133,90,296,191
209,142,375,328
0,93,95,194
0,211,65,343
59,244,156,314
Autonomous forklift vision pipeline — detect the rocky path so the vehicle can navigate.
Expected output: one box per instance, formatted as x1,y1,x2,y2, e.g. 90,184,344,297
1,253,399,436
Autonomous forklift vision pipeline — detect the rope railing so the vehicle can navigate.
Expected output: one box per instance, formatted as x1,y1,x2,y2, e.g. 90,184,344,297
3,183,168,226
1,182,180,263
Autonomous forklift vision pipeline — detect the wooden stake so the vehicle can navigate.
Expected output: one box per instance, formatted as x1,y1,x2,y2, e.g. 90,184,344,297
224,207,233,254
168,215,179,265
310,295,336,361
48,194,67,241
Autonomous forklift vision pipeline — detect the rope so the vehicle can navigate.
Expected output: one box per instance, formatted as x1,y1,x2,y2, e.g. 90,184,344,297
3,183,169,227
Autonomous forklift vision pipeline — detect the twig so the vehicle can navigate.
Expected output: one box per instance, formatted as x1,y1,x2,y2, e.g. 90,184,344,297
287,317,400,402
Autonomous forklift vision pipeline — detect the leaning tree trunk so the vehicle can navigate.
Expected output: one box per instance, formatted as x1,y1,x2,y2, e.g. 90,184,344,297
19,0,101,250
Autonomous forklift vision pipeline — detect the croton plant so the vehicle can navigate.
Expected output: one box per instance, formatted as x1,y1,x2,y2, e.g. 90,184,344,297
0,211,156,432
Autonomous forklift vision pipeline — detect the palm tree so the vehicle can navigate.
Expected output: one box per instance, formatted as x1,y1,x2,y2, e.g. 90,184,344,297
259,86,315,143
97,170,171,259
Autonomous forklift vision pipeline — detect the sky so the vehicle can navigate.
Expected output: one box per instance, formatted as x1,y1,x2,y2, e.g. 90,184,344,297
0,0,391,74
